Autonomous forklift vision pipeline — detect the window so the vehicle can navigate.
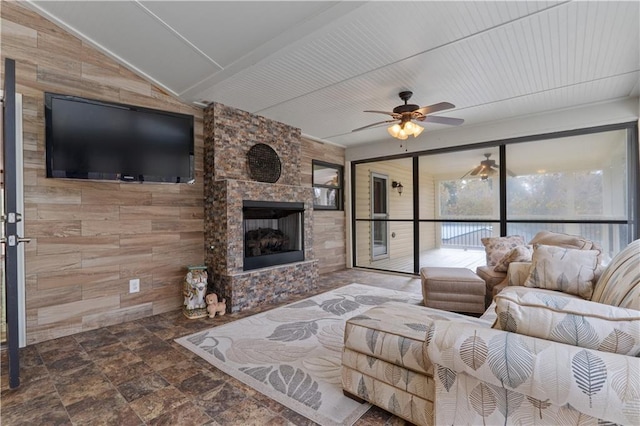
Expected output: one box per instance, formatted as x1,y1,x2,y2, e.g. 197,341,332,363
351,124,637,275
505,129,630,259
371,173,389,259
312,160,343,210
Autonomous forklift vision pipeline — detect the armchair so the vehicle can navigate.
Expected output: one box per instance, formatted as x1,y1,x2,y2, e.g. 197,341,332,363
426,238,640,425
426,320,640,425
341,238,639,425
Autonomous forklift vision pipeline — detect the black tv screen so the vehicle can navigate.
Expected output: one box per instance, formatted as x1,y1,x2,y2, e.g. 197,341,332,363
45,93,194,183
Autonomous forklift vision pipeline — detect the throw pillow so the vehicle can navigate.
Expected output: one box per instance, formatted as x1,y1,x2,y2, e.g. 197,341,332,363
493,286,640,356
528,230,594,250
524,244,599,299
493,245,532,272
481,235,525,267
528,230,603,264
590,238,640,309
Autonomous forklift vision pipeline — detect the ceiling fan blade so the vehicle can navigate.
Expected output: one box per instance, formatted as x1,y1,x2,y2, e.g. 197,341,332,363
422,115,464,126
352,119,397,132
415,101,455,116
469,165,484,176
364,110,401,118
460,168,479,179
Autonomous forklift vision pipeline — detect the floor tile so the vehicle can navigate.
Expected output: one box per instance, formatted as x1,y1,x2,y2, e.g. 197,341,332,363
65,387,141,425
45,351,94,377
176,370,226,399
146,401,212,426
117,372,170,402
0,391,72,425
53,364,115,406
0,376,57,408
215,397,281,426
0,269,419,425
158,359,209,385
104,360,155,386
128,386,190,422
75,328,121,351
194,381,248,418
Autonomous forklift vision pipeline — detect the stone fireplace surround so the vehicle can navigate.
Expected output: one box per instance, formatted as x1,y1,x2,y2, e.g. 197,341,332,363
204,102,319,312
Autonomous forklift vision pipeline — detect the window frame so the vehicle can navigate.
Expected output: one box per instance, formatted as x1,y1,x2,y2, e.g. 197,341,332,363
350,121,639,275
312,160,344,211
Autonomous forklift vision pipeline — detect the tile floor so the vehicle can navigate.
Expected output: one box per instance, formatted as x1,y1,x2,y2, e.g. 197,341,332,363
1,269,422,425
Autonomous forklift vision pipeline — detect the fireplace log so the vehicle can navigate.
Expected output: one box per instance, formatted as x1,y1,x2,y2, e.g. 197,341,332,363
245,228,290,257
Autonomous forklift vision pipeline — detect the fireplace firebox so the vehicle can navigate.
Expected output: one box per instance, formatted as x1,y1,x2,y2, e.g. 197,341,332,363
243,201,304,271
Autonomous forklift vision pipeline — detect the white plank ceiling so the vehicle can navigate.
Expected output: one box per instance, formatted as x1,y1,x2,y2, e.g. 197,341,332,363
26,1,640,148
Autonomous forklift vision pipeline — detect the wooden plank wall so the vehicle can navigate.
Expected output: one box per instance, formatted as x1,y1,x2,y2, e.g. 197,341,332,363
1,3,349,344
1,2,206,344
300,137,346,274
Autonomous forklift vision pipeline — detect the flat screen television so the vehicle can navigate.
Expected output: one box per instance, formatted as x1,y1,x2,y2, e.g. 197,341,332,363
45,92,194,183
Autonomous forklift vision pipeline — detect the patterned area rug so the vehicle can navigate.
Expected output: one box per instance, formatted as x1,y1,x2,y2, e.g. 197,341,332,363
176,283,423,426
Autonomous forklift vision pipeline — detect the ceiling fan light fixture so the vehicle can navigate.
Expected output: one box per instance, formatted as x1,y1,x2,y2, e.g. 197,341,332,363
387,123,402,138
404,121,415,132
387,120,423,140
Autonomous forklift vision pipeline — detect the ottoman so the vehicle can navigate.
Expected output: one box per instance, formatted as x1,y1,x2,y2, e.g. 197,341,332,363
341,301,494,425
420,267,486,314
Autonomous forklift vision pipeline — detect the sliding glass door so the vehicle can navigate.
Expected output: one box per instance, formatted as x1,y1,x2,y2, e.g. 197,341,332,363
418,148,500,270
352,123,638,275
354,158,414,273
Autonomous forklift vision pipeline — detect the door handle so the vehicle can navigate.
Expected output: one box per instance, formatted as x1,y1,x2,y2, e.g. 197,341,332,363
5,235,32,246
2,213,22,223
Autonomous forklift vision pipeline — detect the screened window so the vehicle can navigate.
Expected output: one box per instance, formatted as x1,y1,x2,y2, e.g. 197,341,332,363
351,124,637,275
506,129,629,259
312,160,343,210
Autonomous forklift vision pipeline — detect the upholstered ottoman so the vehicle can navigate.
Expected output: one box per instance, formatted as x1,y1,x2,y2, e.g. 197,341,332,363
420,267,486,314
342,302,436,425
341,301,494,425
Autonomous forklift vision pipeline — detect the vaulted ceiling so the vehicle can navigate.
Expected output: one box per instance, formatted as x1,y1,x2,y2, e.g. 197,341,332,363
27,1,640,148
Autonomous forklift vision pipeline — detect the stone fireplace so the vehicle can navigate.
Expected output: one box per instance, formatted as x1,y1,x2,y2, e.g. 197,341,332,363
204,103,319,312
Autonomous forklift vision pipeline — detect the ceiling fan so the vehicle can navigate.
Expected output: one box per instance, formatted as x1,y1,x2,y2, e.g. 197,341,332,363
460,153,515,180
352,91,464,140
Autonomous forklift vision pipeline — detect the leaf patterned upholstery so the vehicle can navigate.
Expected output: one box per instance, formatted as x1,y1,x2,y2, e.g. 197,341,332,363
493,287,640,356
341,240,640,426
591,239,640,309
342,302,491,425
426,320,640,425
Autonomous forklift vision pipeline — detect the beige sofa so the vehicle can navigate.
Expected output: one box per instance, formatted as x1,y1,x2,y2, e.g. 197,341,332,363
342,238,640,425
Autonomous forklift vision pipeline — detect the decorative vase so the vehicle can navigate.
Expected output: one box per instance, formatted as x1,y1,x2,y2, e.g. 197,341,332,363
182,265,208,319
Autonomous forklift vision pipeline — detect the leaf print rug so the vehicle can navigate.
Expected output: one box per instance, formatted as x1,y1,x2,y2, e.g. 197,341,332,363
175,283,423,426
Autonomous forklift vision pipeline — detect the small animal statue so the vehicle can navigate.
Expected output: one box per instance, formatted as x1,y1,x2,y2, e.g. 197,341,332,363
206,293,227,318
183,269,207,310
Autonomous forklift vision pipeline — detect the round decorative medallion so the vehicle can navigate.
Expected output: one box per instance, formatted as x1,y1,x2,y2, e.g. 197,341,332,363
246,143,282,183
